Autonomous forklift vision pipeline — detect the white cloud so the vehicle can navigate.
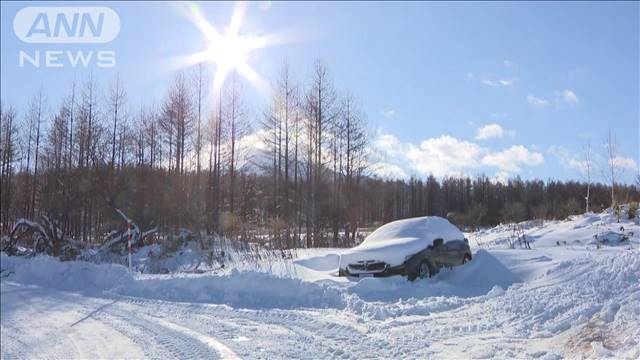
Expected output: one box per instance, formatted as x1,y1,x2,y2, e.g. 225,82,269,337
492,171,510,184
499,79,515,87
370,162,408,179
548,146,636,176
406,135,482,177
371,132,544,179
467,72,516,88
481,79,498,87
476,123,505,140
548,145,588,172
612,156,638,170
381,109,395,119
482,77,516,88
481,145,544,172
503,60,517,68
527,95,549,108
562,89,579,104
374,133,404,158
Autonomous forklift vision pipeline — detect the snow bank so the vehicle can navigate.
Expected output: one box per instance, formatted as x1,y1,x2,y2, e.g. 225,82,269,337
474,209,640,249
0,253,345,310
341,250,521,320
127,270,345,309
1,248,517,312
0,254,132,293
436,249,520,288
293,253,340,271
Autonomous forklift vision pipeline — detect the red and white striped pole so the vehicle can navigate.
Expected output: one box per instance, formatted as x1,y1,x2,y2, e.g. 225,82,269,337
127,220,132,272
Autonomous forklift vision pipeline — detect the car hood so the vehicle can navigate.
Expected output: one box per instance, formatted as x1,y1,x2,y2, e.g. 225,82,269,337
339,237,429,268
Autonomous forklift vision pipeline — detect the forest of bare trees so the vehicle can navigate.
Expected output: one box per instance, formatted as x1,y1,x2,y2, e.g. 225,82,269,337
1,60,639,251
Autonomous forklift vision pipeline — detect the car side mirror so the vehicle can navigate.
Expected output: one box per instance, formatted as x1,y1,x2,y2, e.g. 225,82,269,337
433,238,443,247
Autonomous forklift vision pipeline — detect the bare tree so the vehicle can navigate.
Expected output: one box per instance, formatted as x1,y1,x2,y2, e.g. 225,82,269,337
340,92,368,242
603,130,622,207
67,78,76,169
108,75,126,169
26,89,47,218
202,92,227,234
161,73,193,176
1,103,19,232
192,64,207,177
76,75,100,169
224,74,249,215
261,62,299,246
304,60,339,246
583,141,593,213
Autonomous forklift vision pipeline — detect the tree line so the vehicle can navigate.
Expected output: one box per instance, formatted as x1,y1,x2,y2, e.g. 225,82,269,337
1,60,638,249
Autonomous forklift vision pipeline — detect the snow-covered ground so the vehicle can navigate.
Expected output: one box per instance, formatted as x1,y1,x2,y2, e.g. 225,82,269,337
2,210,639,359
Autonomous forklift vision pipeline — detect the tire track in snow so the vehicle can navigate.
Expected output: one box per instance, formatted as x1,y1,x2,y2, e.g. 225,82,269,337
149,315,240,360
87,303,218,359
98,296,240,359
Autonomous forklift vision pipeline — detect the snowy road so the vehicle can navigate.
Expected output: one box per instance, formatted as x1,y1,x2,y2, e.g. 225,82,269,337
2,245,639,359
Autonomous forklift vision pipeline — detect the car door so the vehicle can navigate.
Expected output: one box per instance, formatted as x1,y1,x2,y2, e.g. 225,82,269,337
442,241,464,265
430,238,448,265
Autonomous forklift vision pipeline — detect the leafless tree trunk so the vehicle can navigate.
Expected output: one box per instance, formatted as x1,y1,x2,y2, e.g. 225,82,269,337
224,75,248,215
28,89,46,219
304,60,338,246
604,130,620,207
109,75,126,170
583,141,593,213
1,104,18,232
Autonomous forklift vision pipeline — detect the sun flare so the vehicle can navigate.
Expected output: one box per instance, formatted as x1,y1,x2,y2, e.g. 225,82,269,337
207,35,250,71
172,1,285,103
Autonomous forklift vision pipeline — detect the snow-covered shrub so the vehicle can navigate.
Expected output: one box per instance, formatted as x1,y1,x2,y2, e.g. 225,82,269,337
613,203,622,222
161,229,194,257
628,202,638,220
4,217,83,260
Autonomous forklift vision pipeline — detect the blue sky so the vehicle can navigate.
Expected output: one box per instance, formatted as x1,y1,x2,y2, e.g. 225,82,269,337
1,1,638,183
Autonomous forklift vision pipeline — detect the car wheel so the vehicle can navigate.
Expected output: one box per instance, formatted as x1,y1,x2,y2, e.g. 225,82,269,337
418,260,432,279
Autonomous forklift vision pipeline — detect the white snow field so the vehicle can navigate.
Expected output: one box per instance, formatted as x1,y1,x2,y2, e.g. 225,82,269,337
1,210,639,359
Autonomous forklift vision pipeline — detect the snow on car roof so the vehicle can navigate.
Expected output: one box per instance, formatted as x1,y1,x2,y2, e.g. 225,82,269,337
363,216,463,245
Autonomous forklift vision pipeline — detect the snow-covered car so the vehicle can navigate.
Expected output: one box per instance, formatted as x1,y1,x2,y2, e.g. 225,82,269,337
338,216,471,280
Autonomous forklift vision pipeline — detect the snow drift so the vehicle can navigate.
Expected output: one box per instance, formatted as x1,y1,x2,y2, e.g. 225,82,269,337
1,247,519,313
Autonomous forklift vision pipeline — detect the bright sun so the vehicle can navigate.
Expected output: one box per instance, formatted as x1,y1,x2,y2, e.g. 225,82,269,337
172,2,285,102
208,34,250,71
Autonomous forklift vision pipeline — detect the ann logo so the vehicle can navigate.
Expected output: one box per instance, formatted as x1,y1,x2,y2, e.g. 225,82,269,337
27,12,105,38
14,7,120,44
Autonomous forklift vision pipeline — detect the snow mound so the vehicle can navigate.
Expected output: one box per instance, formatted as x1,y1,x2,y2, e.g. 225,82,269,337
0,254,132,293
1,248,518,312
293,253,340,271
0,253,345,310
437,249,520,288
344,249,520,304
474,208,640,249
127,269,346,309
341,250,521,319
